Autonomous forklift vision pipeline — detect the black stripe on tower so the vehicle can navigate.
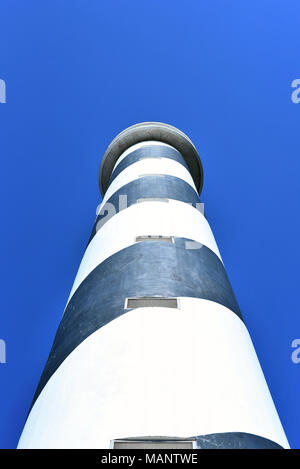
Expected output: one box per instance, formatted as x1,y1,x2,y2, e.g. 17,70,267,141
87,175,201,246
31,238,241,406
109,144,189,184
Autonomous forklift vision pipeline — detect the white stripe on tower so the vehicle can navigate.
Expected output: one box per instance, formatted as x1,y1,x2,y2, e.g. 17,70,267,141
18,122,289,449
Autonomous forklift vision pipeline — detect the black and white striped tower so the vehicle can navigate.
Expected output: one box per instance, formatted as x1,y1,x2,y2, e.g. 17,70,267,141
18,122,289,449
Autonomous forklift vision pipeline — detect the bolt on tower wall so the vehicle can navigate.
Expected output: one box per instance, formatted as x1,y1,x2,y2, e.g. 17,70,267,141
18,122,289,449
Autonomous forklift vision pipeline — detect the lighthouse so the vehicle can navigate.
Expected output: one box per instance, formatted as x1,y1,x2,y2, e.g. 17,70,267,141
18,122,289,449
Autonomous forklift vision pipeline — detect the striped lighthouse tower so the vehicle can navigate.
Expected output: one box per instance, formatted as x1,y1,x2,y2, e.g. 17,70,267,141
18,122,289,449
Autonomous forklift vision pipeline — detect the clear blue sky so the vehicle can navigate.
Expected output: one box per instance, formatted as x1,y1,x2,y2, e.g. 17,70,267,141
0,0,299,449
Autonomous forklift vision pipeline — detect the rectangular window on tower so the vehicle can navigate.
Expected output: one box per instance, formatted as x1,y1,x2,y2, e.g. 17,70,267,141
111,438,196,449
125,297,179,309
135,235,174,243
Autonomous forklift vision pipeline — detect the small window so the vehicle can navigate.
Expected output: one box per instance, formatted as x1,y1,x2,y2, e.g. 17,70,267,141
111,438,195,449
136,235,173,243
137,197,169,203
125,297,179,309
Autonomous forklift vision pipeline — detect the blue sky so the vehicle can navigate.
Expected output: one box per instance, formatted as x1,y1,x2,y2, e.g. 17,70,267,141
0,0,300,448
